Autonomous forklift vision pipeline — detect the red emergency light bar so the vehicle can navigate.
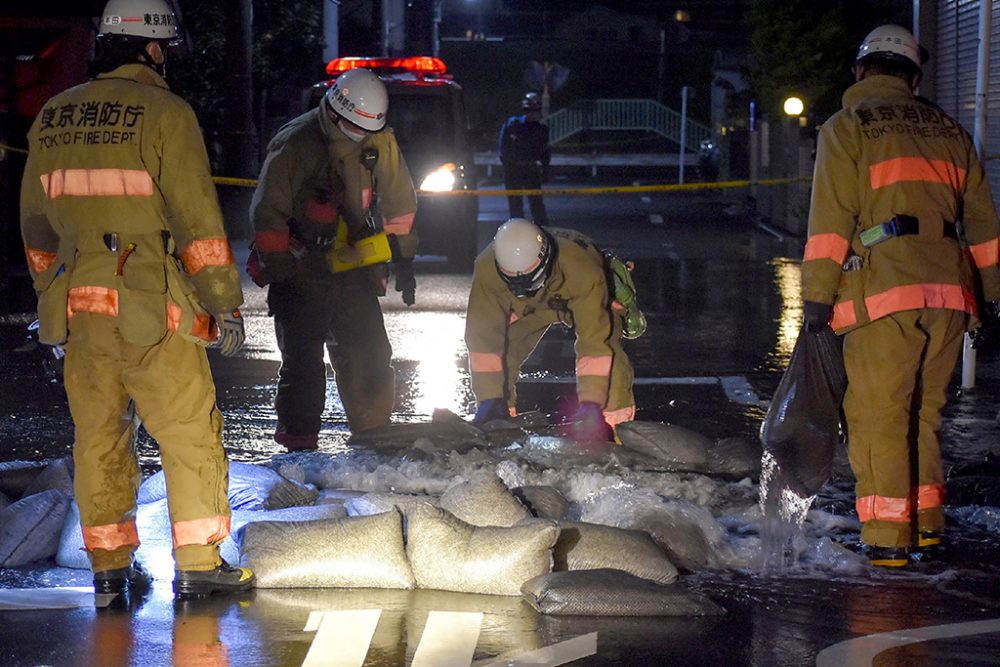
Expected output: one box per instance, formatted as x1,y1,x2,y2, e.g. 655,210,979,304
325,56,448,78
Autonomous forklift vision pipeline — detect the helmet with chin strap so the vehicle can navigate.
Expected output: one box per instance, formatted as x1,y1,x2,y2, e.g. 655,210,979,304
493,218,554,298
856,24,926,73
324,68,389,132
98,0,180,41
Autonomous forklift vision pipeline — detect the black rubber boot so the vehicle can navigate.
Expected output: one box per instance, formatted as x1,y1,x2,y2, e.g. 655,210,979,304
173,561,255,599
93,560,152,596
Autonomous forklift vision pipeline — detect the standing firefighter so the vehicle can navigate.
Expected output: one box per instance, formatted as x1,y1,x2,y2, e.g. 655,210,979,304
498,92,550,225
19,0,254,599
801,25,1000,566
249,67,417,451
466,219,641,442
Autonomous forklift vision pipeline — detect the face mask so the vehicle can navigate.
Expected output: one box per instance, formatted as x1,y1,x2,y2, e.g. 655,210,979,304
337,118,368,143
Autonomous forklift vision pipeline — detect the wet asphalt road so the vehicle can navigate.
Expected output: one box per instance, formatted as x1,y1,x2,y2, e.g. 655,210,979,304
2,178,1000,666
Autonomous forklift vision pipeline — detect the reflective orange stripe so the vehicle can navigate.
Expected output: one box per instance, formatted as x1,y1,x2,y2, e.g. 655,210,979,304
67,286,119,317
384,211,415,236
804,233,851,264
181,238,235,276
172,515,231,548
470,351,503,372
254,229,290,252
604,405,635,427
856,494,910,523
969,237,1000,269
361,187,372,210
831,301,857,329
576,355,612,377
869,157,966,190
917,483,945,510
82,521,140,551
864,283,975,321
40,168,154,198
166,303,217,342
305,199,339,224
24,246,57,274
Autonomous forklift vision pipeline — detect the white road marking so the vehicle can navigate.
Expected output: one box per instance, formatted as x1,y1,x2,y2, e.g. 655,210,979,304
815,618,1000,667
522,375,765,405
301,609,381,667
0,587,100,610
477,632,599,667
411,611,483,666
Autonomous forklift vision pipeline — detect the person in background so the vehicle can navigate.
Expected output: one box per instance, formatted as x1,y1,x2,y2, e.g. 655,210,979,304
465,218,638,443
249,67,417,451
800,24,1000,567
19,0,253,600
498,92,550,225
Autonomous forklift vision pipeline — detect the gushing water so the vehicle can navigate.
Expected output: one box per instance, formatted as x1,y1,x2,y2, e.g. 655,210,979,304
757,451,815,572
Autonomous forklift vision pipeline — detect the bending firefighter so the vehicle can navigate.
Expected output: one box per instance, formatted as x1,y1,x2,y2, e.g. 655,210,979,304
19,0,254,600
249,67,417,451
466,219,642,442
801,25,1000,567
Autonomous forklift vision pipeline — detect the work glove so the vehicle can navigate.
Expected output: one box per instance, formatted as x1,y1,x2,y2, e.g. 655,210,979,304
472,398,508,426
211,309,245,357
570,402,614,444
388,234,416,306
803,300,833,332
972,300,1000,350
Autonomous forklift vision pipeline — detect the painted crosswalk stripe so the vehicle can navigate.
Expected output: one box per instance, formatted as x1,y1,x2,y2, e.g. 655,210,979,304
301,609,382,667
411,611,483,667
815,618,1000,667
478,632,598,667
0,587,102,610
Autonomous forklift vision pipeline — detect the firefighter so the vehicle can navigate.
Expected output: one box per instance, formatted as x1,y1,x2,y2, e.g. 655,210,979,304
249,67,417,451
466,219,637,442
19,0,254,599
801,25,1000,566
498,92,550,225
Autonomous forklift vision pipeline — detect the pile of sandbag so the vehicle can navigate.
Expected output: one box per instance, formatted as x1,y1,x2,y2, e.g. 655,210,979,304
237,469,725,616
0,458,74,567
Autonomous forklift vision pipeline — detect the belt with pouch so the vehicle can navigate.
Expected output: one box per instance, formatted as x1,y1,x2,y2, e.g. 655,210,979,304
859,215,958,248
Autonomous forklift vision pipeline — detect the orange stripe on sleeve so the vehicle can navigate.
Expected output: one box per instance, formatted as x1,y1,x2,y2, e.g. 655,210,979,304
869,157,966,190
24,246,57,274
470,351,504,372
180,238,235,275
969,237,1000,269
576,355,612,377
384,212,415,236
804,233,851,264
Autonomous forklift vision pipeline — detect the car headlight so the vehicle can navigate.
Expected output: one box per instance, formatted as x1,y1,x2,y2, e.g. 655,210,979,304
419,163,457,192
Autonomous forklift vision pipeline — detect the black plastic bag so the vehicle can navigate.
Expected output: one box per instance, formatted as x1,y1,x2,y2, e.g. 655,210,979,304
760,327,847,497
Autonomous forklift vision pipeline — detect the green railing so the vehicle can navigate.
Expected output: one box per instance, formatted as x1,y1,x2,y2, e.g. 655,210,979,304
546,99,711,152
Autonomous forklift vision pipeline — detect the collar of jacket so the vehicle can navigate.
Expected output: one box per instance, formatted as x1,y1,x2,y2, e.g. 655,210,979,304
842,74,912,108
96,63,170,90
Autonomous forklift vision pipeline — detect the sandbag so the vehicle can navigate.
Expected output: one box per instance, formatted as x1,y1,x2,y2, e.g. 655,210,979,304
238,510,414,589
631,501,729,572
23,457,74,498
513,486,569,520
406,504,558,596
760,326,846,497
616,422,760,479
0,460,50,498
345,492,438,517
554,521,678,585
0,489,71,567
0,491,10,513
55,500,88,569
138,461,318,510
438,471,530,527
521,569,725,617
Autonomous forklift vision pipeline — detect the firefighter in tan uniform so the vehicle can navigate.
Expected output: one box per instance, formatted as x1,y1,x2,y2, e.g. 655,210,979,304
466,219,637,442
801,25,1000,566
249,67,417,450
19,0,254,599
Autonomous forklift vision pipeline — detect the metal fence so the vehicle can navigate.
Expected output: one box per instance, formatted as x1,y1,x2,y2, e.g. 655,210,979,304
546,99,712,151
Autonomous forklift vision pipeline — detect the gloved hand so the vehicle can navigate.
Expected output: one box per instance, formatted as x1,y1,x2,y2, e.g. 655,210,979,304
394,260,416,306
472,398,508,426
972,300,1000,350
803,300,833,332
211,309,245,357
570,402,613,444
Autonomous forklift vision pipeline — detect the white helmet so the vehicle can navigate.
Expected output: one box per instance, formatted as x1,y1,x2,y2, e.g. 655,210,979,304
494,218,553,298
856,24,924,71
98,0,180,41
323,68,388,132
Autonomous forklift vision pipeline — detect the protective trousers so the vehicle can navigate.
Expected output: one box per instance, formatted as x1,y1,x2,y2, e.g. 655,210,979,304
64,313,230,573
842,308,966,548
503,163,548,225
269,268,394,436
502,308,634,419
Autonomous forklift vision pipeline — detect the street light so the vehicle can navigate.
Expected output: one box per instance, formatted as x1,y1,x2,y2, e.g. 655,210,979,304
783,96,804,117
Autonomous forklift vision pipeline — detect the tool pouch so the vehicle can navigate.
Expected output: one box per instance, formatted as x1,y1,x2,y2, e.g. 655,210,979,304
34,251,73,346
116,232,169,346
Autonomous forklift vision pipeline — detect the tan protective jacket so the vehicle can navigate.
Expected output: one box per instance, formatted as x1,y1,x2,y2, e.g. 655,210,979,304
466,228,616,406
249,106,417,283
802,75,1000,334
20,64,242,346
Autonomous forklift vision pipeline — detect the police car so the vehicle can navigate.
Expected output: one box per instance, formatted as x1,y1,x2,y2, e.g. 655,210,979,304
309,56,479,271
